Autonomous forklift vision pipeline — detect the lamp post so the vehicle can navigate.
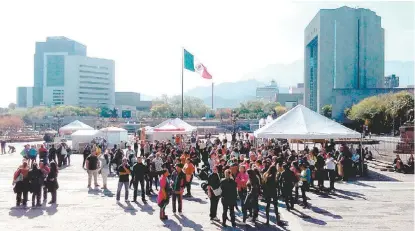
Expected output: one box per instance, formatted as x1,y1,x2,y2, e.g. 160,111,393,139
231,110,239,142
53,112,64,135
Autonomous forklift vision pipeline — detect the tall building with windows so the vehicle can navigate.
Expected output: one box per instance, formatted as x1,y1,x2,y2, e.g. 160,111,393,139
16,87,33,108
384,74,399,88
256,80,279,102
17,37,115,108
304,6,385,113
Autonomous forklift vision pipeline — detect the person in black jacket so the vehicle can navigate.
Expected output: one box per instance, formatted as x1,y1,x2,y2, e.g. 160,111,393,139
82,144,91,168
132,156,147,203
207,165,221,221
262,165,282,226
48,145,57,163
46,161,59,204
280,163,296,211
28,163,43,207
245,169,260,224
220,169,237,228
315,153,326,189
171,163,186,214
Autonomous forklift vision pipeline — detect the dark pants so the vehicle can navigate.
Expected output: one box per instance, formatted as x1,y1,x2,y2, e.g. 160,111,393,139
243,194,258,222
82,153,89,167
32,187,41,206
185,175,193,195
50,190,57,203
301,182,308,206
265,195,279,223
43,185,48,200
327,169,336,190
209,195,220,219
317,169,324,188
238,189,247,212
294,184,299,202
221,199,236,225
140,149,144,156
159,199,169,218
133,179,146,201
283,187,294,209
172,193,183,213
16,190,28,206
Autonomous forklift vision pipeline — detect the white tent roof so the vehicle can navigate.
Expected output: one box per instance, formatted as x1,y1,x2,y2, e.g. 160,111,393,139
254,105,361,139
72,130,101,136
155,118,196,132
100,127,127,132
59,120,94,132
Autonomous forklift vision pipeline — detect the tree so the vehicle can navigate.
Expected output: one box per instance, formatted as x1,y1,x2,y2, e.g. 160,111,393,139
321,104,333,118
8,103,16,110
0,115,24,131
99,107,112,118
274,105,287,117
150,104,171,118
151,95,209,118
215,108,232,119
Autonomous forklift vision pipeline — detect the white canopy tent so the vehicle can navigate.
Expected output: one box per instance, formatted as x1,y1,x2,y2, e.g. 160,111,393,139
154,118,197,133
254,105,361,139
59,120,94,135
99,127,129,147
147,122,189,141
71,130,102,151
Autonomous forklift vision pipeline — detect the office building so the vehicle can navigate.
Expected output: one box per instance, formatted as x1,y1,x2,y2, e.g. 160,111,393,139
17,36,115,108
16,87,33,108
384,74,399,88
289,83,305,94
304,6,385,113
256,80,279,102
115,92,152,113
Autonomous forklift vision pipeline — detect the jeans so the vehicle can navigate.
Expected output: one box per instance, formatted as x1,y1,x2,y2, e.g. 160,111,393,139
238,189,247,212
209,195,220,218
283,187,294,209
221,199,236,225
133,179,145,201
116,181,129,201
327,169,336,190
301,182,308,206
172,193,183,213
32,187,41,206
87,169,99,187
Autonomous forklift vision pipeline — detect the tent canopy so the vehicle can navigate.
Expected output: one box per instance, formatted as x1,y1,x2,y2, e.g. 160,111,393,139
100,127,127,132
59,120,94,134
254,105,361,139
71,130,102,150
155,118,196,132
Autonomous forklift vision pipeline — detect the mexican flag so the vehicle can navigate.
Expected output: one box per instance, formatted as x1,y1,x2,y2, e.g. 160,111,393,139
183,49,212,79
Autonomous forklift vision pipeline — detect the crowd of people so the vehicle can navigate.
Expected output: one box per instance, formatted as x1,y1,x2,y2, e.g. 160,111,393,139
10,133,396,228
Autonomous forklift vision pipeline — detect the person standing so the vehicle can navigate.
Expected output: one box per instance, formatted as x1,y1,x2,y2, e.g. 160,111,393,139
170,163,186,214
28,163,43,207
28,145,38,168
325,153,336,191
13,161,30,207
263,165,282,226
39,162,50,201
82,144,91,168
85,151,100,188
220,169,237,228
1,139,6,154
134,141,139,156
48,144,57,163
235,165,248,213
207,165,221,221
116,158,131,202
46,161,59,204
280,164,296,211
315,152,326,190
132,156,147,203
183,158,195,197
98,149,110,190
157,169,171,220
244,169,260,224
299,163,311,208
38,145,48,164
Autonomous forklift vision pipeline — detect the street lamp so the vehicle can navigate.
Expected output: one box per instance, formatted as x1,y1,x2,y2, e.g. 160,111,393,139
53,112,64,134
231,110,239,142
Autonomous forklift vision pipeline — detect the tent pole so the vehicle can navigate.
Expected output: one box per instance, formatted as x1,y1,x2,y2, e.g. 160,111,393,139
360,135,364,177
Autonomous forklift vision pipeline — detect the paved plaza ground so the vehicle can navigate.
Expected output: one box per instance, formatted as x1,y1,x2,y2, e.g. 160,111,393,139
0,144,413,231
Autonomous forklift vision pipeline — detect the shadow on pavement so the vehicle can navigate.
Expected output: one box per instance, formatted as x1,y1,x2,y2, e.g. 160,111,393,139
360,169,400,182
334,189,366,200
162,218,182,231
9,204,59,218
309,205,342,219
135,201,155,215
117,201,137,215
175,214,203,231
184,196,208,204
290,208,327,226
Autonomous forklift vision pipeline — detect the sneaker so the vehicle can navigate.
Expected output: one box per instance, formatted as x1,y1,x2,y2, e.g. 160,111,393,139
131,200,137,203
179,212,183,216
125,199,130,202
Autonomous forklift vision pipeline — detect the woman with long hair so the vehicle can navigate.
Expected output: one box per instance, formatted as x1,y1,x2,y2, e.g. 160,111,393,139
46,161,59,204
244,169,260,224
157,169,171,220
262,165,281,225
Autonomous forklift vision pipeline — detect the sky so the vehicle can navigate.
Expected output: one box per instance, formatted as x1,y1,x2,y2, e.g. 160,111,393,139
0,0,413,107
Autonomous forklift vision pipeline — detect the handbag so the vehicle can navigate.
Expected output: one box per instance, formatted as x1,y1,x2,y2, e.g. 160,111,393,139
212,174,222,196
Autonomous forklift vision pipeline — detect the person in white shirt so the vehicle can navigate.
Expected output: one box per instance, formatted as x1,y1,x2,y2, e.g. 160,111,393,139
325,153,336,191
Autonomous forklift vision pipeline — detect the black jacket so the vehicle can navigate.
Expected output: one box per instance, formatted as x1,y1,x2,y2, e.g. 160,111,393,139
132,163,147,181
279,169,296,189
220,178,237,205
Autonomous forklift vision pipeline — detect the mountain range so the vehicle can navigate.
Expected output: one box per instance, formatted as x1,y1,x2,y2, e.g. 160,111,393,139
141,60,414,108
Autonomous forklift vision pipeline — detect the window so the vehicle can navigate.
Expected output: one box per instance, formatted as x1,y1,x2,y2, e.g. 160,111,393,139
80,75,108,80
79,86,109,90
46,55,65,86
79,70,109,75
79,81,109,85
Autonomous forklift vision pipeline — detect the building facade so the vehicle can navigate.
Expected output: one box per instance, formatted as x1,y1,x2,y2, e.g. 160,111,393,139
16,87,33,108
304,6,385,113
17,36,115,108
115,92,152,112
384,74,399,88
289,83,305,94
256,80,279,102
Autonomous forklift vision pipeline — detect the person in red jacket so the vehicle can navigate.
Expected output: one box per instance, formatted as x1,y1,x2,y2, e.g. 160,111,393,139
39,162,51,201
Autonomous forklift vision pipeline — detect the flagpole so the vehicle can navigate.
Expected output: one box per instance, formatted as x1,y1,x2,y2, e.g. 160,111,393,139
181,47,184,119
211,82,214,110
